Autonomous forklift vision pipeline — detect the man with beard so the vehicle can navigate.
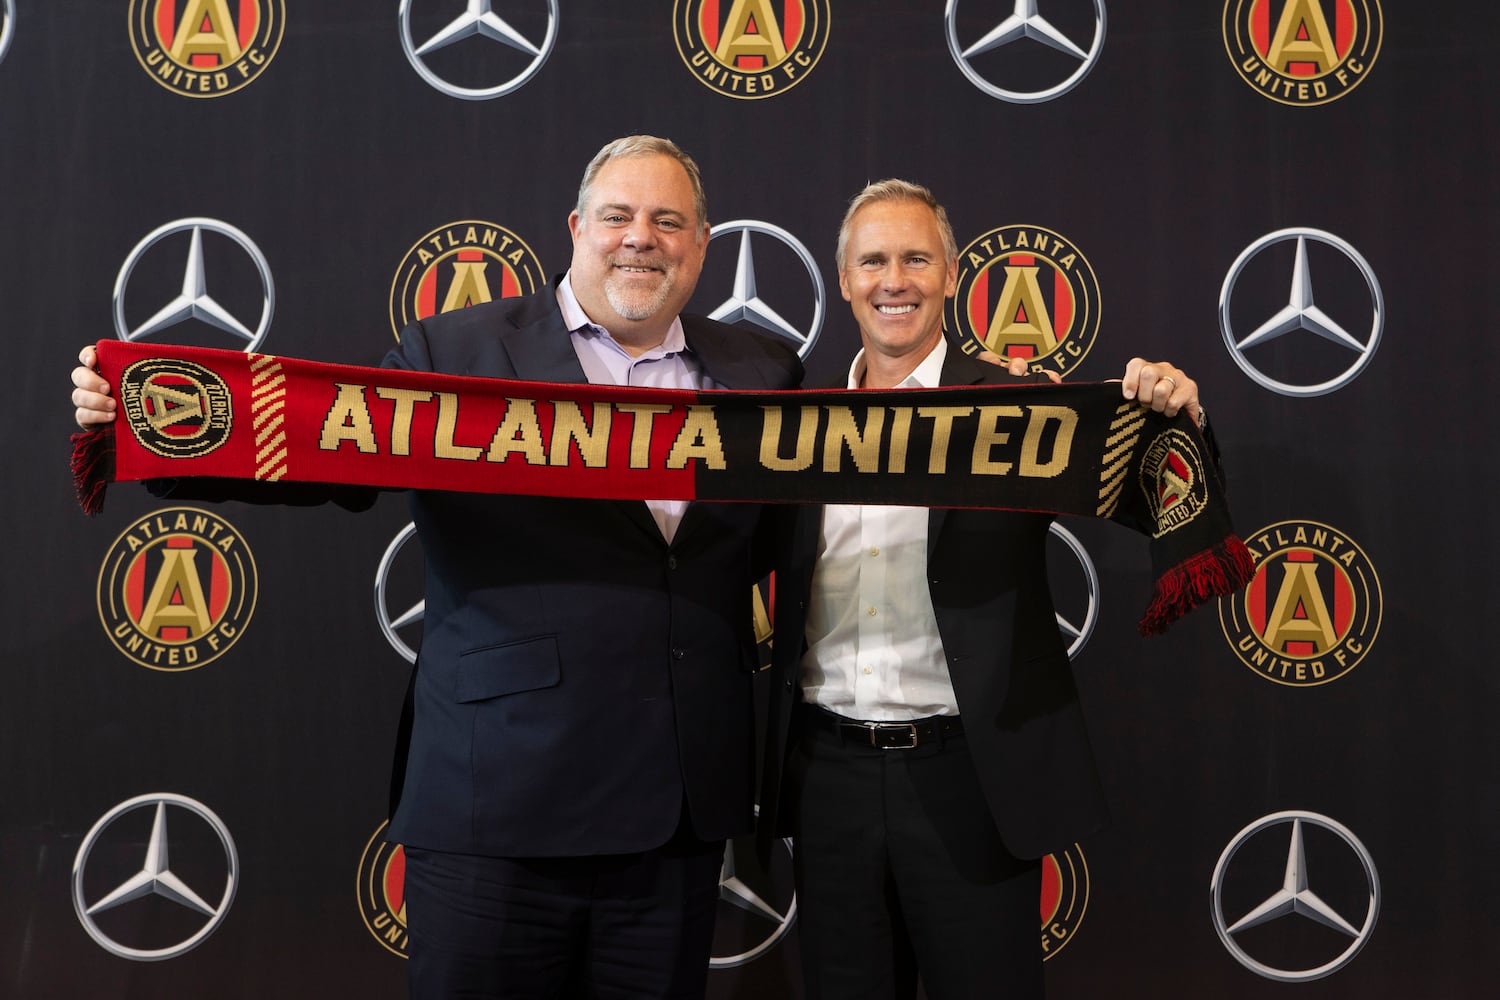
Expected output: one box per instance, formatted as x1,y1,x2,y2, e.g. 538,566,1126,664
72,136,803,998
759,179,1209,999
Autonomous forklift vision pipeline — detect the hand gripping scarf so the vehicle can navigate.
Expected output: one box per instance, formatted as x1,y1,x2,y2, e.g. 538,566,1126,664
71,340,1253,634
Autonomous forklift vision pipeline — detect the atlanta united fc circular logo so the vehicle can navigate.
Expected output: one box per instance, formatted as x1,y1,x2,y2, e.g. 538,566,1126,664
1041,843,1089,961
388,221,544,340
1139,429,1208,538
97,507,257,672
128,0,285,97
948,224,1101,379
119,357,234,459
356,822,409,958
1222,0,1382,107
673,0,829,100
1219,519,1382,687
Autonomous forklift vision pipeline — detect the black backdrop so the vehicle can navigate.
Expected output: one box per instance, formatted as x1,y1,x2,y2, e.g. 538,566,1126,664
4,2,1497,996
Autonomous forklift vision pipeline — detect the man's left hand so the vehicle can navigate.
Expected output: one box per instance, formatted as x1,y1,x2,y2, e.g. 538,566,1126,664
1121,357,1201,426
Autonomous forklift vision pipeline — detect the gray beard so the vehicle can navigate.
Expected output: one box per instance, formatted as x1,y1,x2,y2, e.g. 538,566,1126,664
603,270,675,322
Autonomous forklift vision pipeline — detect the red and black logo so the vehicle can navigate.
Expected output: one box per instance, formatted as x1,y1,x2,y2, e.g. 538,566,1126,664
128,0,284,97
356,821,408,958
388,221,544,340
1219,519,1382,686
1041,843,1089,960
97,507,258,671
948,225,1101,379
1222,0,1382,106
673,0,830,100
119,357,234,459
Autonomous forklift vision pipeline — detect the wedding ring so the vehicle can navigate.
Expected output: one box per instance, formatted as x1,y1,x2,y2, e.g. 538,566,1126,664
1161,375,1178,391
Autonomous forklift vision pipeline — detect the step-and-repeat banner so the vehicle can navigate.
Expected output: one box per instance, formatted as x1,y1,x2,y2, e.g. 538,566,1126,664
3,2,1493,997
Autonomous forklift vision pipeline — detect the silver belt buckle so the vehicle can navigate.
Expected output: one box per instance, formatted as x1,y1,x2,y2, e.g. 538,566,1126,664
868,721,919,750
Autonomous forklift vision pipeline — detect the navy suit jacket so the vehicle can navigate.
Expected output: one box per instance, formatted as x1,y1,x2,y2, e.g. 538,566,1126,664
380,283,803,857
759,346,1107,862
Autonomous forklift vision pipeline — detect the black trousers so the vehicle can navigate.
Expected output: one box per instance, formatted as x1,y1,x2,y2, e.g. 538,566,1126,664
789,708,1044,1000
403,822,723,999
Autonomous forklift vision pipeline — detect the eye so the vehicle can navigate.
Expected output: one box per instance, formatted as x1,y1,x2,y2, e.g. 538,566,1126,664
658,218,681,231
858,256,885,271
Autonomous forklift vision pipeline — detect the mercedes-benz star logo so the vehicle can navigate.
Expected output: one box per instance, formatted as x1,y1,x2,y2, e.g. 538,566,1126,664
375,521,425,664
705,220,824,360
112,218,276,353
1218,228,1383,397
945,0,1106,103
0,0,15,66
399,0,557,100
72,793,239,961
1047,523,1098,659
712,820,796,968
1210,810,1380,982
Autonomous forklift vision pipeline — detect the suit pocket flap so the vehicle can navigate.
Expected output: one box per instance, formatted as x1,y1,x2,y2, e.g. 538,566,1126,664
455,635,561,703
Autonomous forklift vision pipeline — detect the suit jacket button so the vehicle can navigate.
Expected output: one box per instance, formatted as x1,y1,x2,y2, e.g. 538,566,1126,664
667,555,678,570
672,648,686,660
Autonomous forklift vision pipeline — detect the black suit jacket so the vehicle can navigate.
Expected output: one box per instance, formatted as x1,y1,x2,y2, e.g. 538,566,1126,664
759,346,1107,861
379,282,802,857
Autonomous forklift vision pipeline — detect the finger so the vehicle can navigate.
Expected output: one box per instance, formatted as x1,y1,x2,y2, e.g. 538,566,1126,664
78,344,97,367
1006,356,1029,377
72,365,110,396
1153,371,1197,418
1120,356,1146,400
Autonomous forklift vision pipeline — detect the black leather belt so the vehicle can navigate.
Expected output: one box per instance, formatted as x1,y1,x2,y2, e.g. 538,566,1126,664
803,705,963,750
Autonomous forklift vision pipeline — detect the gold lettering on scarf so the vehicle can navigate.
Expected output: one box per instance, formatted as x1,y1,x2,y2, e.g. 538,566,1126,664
916,406,972,474
432,392,483,460
971,405,1023,474
667,406,727,469
618,403,673,468
823,407,886,473
486,399,547,465
758,406,819,471
1019,405,1077,477
751,403,1078,478
549,402,613,467
374,388,431,456
321,383,379,453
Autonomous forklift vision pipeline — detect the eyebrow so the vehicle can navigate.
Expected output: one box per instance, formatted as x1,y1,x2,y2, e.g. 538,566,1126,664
595,202,690,222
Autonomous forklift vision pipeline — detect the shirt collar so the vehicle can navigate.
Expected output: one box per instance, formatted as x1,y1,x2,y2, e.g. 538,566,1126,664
846,336,948,389
556,272,687,357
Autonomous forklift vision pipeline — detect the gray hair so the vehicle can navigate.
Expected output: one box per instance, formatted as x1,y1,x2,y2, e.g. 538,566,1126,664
835,179,958,269
575,135,708,230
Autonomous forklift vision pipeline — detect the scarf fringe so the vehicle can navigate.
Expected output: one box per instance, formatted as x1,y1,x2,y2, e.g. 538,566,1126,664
1139,535,1256,636
70,427,115,517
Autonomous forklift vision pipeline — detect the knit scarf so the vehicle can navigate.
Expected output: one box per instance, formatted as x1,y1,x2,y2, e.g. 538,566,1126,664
72,340,1253,634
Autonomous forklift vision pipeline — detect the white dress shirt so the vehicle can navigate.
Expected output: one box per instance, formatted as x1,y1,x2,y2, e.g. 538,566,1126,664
800,338,959,721
557,274,720,543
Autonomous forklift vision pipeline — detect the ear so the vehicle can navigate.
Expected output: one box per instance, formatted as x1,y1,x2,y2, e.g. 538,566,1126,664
694,221,711,261
943,256,958,298
567,210,583,244
838,268,852,302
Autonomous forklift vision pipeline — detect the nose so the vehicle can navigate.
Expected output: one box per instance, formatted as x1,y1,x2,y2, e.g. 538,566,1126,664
879,260,910,289
622,218,657,250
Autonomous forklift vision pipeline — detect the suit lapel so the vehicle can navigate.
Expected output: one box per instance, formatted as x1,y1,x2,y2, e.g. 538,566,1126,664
670,315,791,549
928,344,989,557
505,281,663,543
500,280,591,384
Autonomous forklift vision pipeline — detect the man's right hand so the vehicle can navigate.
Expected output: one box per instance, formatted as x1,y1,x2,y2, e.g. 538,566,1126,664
72,344,116,429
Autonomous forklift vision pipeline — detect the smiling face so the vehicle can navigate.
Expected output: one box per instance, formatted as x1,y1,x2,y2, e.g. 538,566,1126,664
567,153,710,351
838,198,959,386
